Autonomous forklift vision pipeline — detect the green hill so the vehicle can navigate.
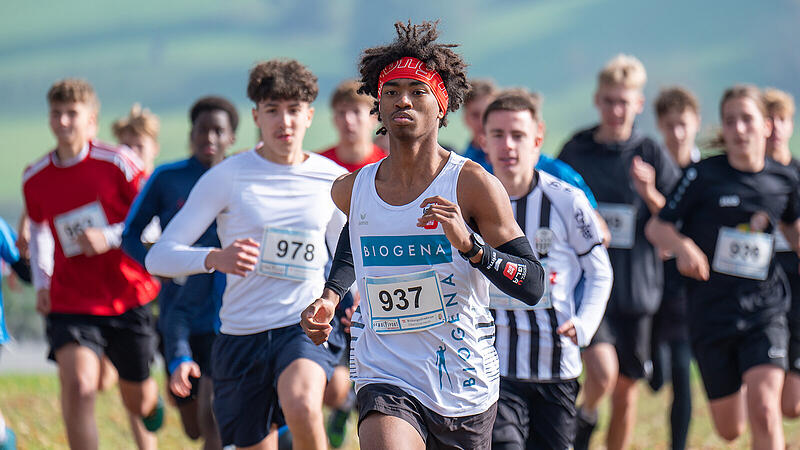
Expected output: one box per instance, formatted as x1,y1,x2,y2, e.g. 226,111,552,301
2,0,799,218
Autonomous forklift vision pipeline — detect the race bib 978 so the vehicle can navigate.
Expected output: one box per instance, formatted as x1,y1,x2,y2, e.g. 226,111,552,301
257,227,326,281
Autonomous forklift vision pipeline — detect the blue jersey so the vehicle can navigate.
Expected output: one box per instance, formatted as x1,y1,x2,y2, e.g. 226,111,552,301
122,156,222,369
463,141,493,173
463,141,598,209
536,154,598,208
0,218,21,345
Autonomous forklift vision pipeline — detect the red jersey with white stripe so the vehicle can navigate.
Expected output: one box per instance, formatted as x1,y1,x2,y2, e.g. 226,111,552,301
319,144,386,173
23,140,159,315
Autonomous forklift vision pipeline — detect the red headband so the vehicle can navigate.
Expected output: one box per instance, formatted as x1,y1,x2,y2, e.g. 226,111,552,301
377,57,449,114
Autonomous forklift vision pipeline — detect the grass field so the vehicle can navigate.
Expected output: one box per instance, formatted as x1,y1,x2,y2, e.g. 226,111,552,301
2,370,800,449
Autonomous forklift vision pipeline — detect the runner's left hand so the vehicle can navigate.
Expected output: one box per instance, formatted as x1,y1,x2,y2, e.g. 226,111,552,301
630,156,656,199
170,361,201,398
77,227,110,256
417,196,472,253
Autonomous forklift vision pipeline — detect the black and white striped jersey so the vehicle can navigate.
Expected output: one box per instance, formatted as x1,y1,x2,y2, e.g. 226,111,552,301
491,170,613,381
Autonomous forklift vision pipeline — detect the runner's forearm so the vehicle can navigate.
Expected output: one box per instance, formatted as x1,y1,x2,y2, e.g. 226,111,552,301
472,236,545,306
324,223,355,303
574,245,613,346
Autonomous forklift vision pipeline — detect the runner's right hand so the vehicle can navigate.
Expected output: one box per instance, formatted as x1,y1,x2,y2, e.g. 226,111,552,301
36,288,50,315
301,294,337,345
170,361,201,398
676,239,710,281
204,238,260,276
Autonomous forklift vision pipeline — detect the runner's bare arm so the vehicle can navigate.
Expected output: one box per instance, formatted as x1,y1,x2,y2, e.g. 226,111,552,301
645,217,709,280
418,161,545,304
302,170,360,344
330,171,359,217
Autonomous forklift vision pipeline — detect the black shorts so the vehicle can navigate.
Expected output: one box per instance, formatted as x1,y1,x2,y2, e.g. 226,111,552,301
777,253,800,375
692,315,788,400
789,327,800,375
211,323,335,448
492,377,579,450
589,312,652,380
46,306,156,382
159,332,217,405
789,310,800,375
356,383,497,450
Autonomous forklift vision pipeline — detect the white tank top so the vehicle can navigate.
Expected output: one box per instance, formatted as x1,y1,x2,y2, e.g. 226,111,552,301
348,152,499,417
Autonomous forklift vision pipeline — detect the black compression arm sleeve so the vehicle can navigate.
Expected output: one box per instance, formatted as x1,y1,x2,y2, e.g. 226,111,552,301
324,223,356,302
472,236,545,306
11,258,31,284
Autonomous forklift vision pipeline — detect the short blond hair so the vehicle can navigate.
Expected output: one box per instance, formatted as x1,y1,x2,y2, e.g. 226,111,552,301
597,54,647,90
764,88,795,118
112,103,160,141
47,78,100,111
330,79,373,109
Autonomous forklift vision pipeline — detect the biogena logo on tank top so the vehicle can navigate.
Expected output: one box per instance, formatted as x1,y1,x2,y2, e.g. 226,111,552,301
361,235,452,266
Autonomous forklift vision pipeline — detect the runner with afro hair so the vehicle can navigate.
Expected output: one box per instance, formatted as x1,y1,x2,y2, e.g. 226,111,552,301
302,20,545,450
357,20,470,133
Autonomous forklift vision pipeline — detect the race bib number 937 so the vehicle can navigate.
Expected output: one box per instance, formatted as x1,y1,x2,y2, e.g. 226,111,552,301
365,269,447,334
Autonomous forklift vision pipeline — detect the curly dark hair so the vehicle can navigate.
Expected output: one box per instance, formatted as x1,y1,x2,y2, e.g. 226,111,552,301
358,20,469,132
247,59,319,105
190,96,240,131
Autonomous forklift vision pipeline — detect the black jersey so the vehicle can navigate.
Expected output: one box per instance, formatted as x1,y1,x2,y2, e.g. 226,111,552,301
659,155,800,330
774,158,800,323
558,125,680,315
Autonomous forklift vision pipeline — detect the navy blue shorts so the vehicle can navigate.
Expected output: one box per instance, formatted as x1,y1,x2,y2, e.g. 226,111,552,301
211,323,335,447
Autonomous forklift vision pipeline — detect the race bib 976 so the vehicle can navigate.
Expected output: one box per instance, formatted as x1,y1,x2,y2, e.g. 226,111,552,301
712,227,773,280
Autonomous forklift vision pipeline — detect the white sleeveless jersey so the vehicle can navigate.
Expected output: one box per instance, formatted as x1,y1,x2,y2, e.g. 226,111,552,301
348,152,499,417
146,149,346,334
492,171,611,381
